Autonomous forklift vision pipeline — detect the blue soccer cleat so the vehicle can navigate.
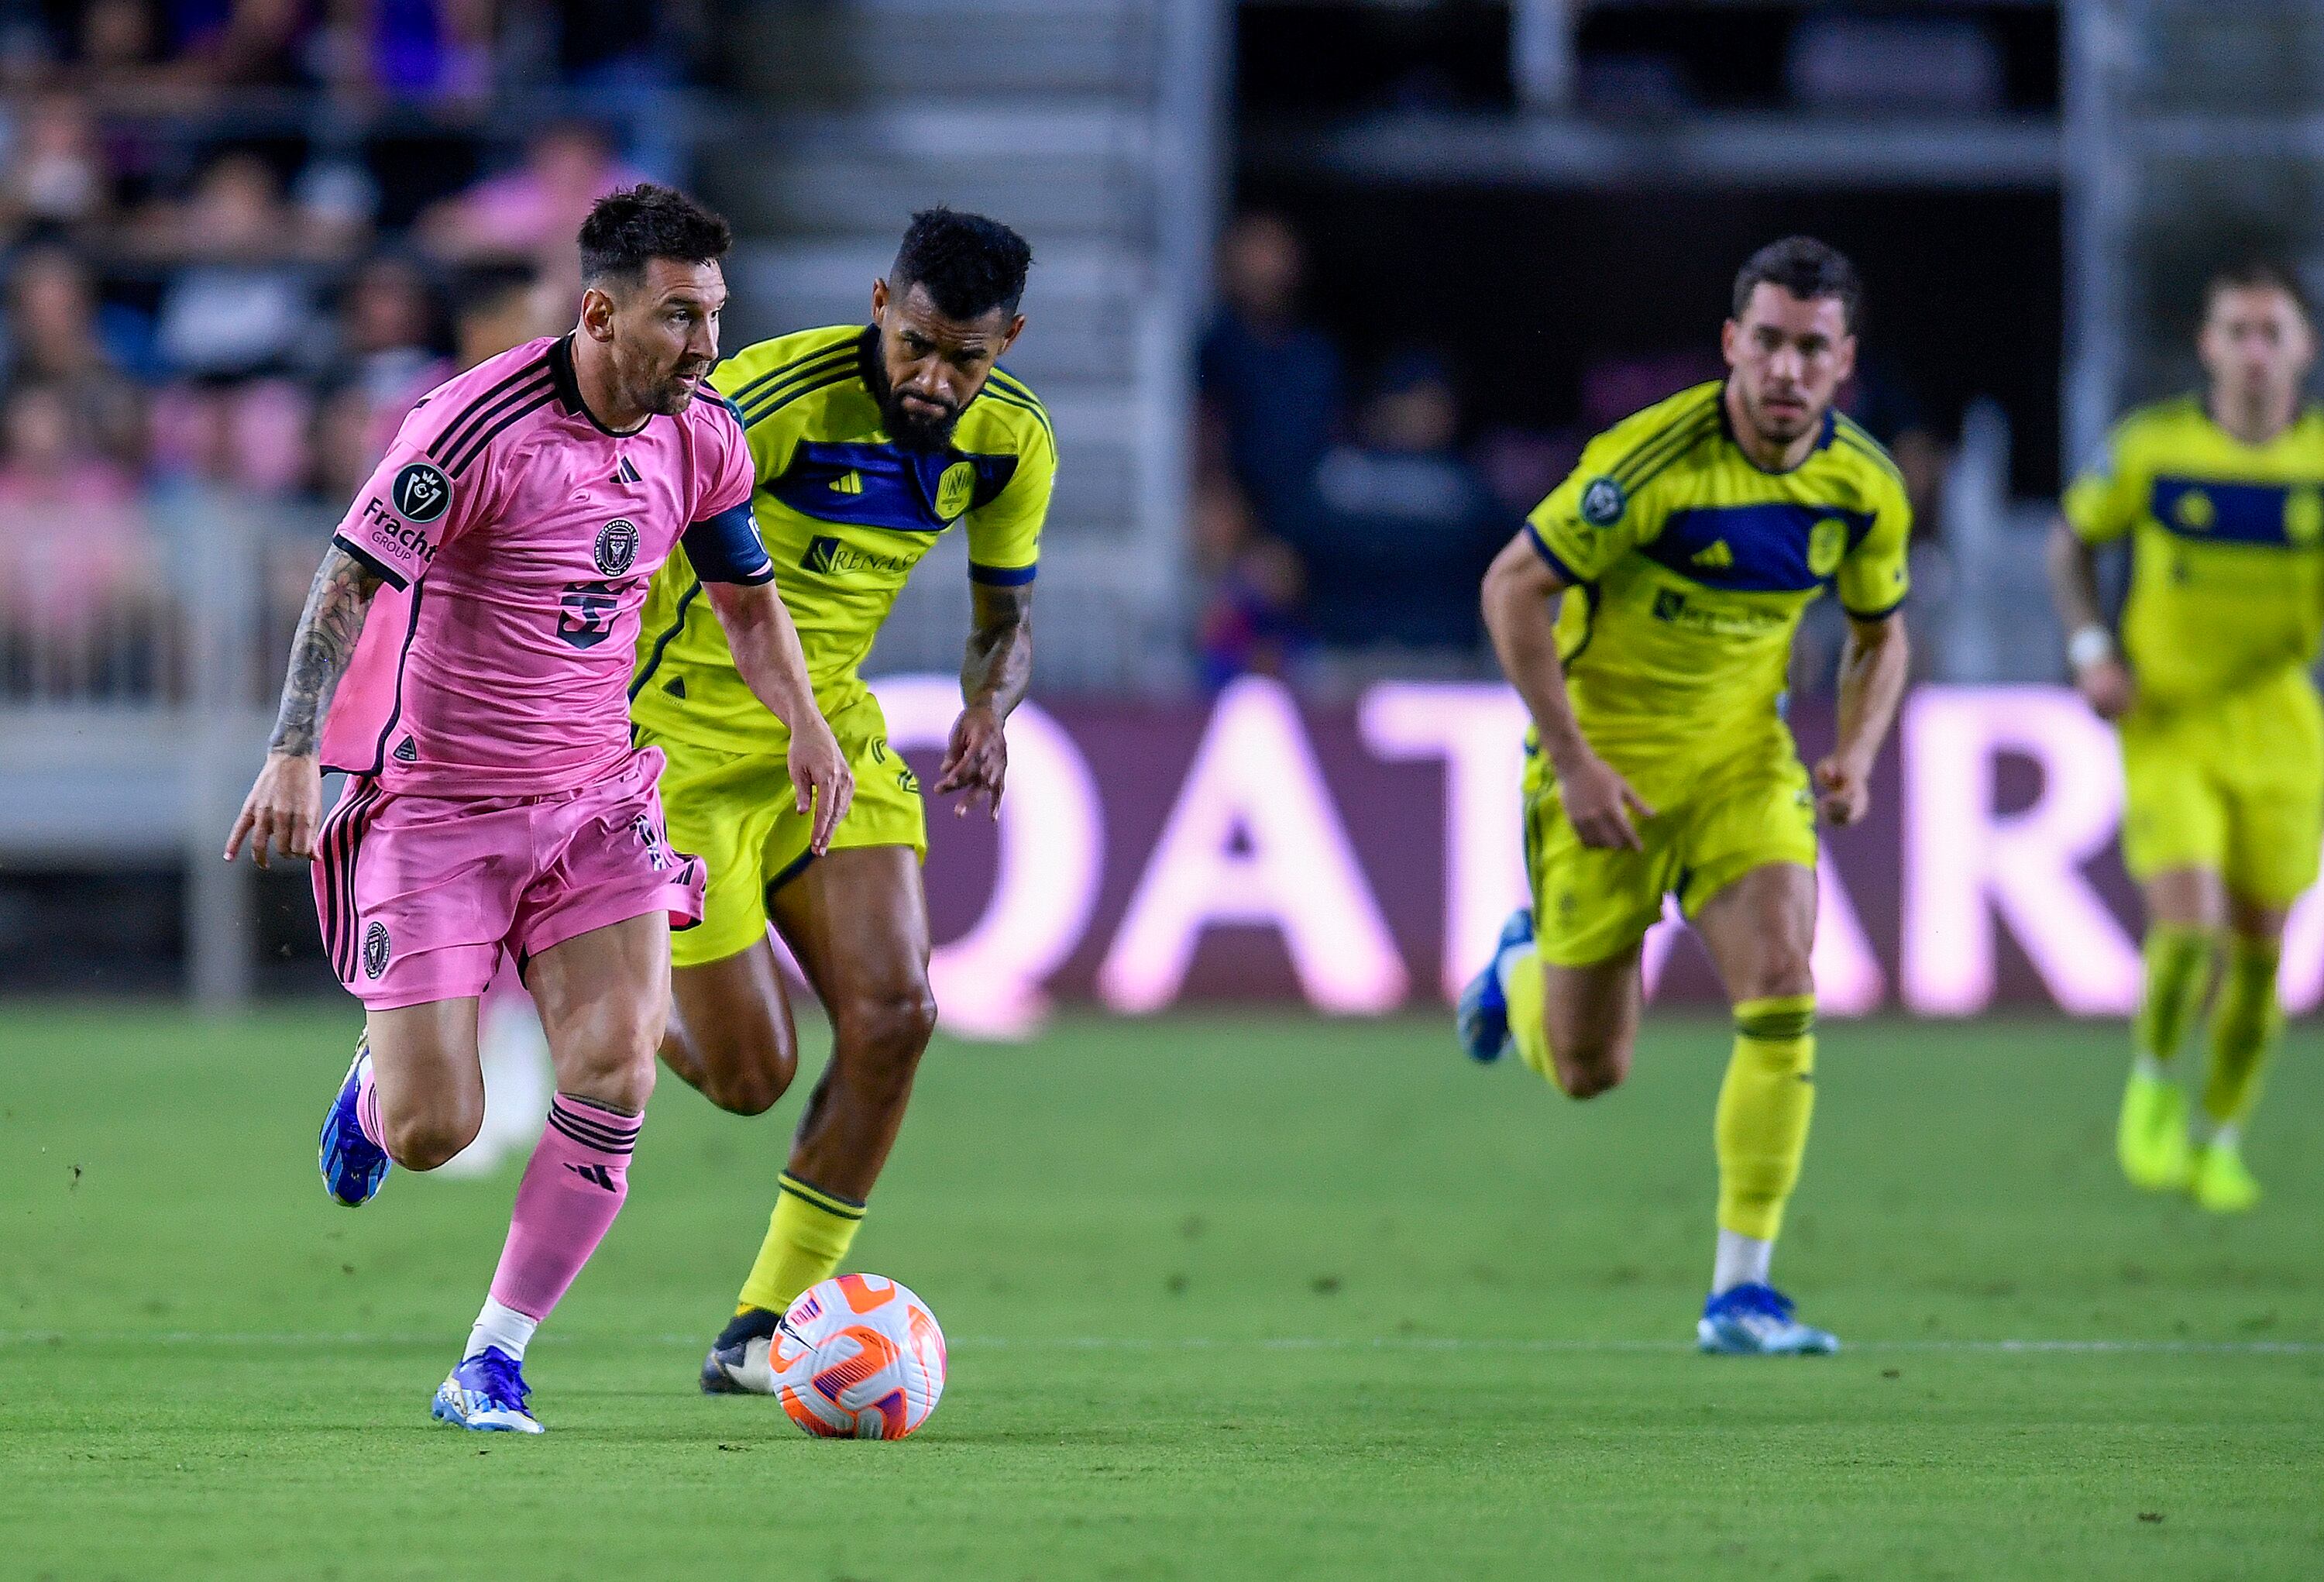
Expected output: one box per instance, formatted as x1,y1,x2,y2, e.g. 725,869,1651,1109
431,1346,545,1434
318,1037,390,1207
1697,1283,1840,1356
1456,907,1535,1064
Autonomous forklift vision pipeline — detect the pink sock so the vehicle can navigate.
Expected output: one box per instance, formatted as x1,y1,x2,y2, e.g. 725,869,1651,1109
355,1060,384,1150
485,1094,641,1323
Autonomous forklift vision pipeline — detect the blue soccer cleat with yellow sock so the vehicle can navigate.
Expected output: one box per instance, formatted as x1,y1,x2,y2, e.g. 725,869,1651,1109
1456,907,1535,1064
1697,1283,1839,1356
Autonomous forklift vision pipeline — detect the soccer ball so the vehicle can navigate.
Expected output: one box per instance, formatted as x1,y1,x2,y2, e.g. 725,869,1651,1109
772,1273,947,1439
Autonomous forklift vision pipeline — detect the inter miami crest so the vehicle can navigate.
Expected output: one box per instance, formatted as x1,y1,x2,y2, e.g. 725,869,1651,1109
1580,475,1626,528
595,518,639,576
391,462,452,523
363,921,391,981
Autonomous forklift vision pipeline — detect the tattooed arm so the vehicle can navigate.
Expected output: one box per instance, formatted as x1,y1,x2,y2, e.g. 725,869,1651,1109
934,583,1033,820
224,545,383,868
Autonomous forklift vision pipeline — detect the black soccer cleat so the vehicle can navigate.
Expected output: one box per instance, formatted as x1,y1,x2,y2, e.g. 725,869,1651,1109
700,1305,782,1395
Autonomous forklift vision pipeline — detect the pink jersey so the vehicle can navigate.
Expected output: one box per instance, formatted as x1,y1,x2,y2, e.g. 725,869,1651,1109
319,335,763,797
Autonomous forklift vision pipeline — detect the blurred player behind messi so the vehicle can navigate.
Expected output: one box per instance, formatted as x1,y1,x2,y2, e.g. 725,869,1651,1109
1464,238,1912,1354
2048,261,2324,1213
626,209,1052,1388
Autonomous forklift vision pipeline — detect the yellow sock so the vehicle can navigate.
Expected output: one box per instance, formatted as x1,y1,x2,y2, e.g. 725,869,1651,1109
1714,996,1817,1241
2135,923,2216,1067
736,1171,865,1315
2202,937,2282,1127
1501,943,1555,1082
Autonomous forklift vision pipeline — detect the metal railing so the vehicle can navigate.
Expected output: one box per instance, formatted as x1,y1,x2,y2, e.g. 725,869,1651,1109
0,489,328,1003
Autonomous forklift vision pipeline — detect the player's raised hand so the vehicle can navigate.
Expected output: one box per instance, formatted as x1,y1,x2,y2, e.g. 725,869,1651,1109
225,751,321,870
1557,750,1655,851
1813,754,1872,827
788,717,854,855
934,703,1008,820
2074,655,2136,720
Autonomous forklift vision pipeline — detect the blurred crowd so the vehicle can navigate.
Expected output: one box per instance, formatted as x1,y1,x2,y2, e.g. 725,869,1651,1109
0,1,704,689
1193,212,1948,694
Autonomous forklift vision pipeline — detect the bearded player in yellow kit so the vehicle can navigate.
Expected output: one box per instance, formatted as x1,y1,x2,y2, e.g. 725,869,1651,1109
2048,260,2324,1214
1462,238,1912,1354
627,209,1054,1388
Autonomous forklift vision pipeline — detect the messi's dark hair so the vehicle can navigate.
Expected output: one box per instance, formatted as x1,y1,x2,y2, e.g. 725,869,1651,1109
578,184,733,287
889,207,1033,322
2205,256,2312,321
1731,236,1863,334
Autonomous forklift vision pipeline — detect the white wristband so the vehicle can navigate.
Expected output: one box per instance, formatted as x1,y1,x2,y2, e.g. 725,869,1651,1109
2067,625,2115,672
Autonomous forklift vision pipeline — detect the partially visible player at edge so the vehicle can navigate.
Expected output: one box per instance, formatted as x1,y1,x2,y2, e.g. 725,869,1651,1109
624,208,1050,1389
1463,238,1912,1355
2047,260,2324,1214
223,186,853,1433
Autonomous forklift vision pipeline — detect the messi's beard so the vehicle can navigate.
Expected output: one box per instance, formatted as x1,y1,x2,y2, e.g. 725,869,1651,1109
636,359,710,418
863,356,961,453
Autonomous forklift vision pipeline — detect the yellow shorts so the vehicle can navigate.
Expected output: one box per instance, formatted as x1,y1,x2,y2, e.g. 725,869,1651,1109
1523,745,1818,968
2118,672,2324,906
639,694,929,968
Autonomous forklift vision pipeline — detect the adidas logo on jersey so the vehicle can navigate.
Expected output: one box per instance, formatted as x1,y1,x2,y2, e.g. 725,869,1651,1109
1692,541,1734,569
829,469,864,496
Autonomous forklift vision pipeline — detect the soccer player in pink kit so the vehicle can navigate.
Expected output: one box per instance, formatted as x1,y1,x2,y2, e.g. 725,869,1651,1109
224,187,853,1434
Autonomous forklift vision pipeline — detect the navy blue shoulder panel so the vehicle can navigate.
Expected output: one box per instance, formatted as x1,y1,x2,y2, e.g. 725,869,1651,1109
769,440,1020,534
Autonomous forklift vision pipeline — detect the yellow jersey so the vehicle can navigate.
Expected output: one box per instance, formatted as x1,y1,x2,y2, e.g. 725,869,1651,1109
1525,381,1912,799
2062,394,2324,709
631,325,1056,752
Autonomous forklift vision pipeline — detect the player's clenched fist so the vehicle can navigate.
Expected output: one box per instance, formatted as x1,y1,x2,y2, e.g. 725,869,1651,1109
787,718,854,855
935,703,1009,820
225,751,322,869
1556,749,1656,851
2073,655,2136,720
1813,754,1872,827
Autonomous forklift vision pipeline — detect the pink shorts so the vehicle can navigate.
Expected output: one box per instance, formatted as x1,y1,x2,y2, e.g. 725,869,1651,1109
312,747,705,1009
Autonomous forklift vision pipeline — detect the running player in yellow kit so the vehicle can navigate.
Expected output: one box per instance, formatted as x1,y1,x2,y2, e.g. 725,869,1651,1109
2048,260,2324,1214
1462,238,1912,1354
625,209,1054,1388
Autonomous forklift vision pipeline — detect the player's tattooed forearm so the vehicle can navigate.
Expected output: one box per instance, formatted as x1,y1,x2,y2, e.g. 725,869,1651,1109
961,584,1033,716
268,545,383,755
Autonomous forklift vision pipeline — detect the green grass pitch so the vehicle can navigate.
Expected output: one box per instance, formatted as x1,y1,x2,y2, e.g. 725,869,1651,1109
2,1004,2320,1580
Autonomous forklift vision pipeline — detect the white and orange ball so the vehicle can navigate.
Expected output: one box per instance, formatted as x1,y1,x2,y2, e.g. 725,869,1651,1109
772,1274,947,1439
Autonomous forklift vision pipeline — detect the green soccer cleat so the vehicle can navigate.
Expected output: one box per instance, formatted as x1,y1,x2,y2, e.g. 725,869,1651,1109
2116,1068,2192,1192
2191,1138,2260,1214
